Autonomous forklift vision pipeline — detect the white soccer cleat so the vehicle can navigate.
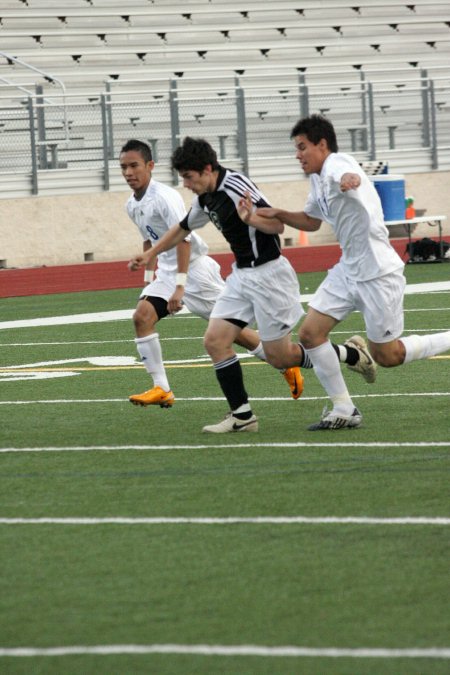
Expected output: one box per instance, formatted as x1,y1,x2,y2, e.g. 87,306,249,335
308,406,362,431
202,412,259,434
344,335,377,384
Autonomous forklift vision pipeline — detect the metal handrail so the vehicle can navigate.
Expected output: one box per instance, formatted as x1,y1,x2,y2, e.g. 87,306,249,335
0,51,70,141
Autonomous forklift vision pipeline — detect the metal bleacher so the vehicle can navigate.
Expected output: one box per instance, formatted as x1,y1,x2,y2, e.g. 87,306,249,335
0,0,450,91
0,0,449,196
1,1,450,88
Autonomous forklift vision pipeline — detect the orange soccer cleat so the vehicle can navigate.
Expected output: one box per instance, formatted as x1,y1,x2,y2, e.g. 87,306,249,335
129,386,175,408
283,366,304,400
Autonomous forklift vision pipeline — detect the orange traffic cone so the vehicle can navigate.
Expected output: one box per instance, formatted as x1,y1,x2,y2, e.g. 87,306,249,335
298,230,309,246
405,196,416,219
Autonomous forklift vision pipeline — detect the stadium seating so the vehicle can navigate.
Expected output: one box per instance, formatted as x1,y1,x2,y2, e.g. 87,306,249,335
0,0,449,194
1,1,449,92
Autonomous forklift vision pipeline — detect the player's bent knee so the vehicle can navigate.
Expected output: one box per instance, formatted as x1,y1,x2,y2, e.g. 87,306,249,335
132,309,143,329
132,307,154,333
298,327,323,350
203,331,224,357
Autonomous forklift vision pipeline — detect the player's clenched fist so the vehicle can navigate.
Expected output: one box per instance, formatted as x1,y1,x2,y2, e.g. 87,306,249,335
128,255,146,271
340,172,361,192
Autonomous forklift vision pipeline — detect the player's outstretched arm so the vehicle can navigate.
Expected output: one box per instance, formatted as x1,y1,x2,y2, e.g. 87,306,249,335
128,223,186,271
237,191,284,234
256,206,322,232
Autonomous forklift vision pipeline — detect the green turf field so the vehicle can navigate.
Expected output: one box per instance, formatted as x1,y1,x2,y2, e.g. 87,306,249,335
0,264,449,674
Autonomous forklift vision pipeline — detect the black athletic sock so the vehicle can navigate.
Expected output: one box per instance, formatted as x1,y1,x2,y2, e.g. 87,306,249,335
213,355,249,412
332,343,359,366
233,410,253,421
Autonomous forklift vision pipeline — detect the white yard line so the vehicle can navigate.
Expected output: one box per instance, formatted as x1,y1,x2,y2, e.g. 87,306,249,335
0,281,448,331
398,281,450,294
0,644,448,659
1,391,449,405
1,326,449,347
1,441,449,454
0,337,203,346
0,307,193,330
0,516,448,525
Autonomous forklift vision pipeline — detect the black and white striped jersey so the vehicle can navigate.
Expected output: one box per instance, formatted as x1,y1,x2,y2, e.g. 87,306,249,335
179,166,281,268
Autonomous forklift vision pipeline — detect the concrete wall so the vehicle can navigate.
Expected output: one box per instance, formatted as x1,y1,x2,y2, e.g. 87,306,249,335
1,171,449,268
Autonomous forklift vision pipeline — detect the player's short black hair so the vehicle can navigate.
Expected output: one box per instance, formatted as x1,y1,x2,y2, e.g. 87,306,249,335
120,139,153,163
171,136,219,173
290,115,338,153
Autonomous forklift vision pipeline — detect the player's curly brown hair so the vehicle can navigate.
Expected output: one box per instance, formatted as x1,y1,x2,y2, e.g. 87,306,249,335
171,136,220,173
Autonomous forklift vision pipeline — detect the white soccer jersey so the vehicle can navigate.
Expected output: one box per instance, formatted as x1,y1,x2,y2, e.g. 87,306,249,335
304,153,404,281
126,179,208,272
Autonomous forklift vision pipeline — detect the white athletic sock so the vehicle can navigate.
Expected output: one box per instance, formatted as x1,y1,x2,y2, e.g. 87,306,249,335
247,342,266,361
135,333,170,392
401,331,450,363
233,402,252,416
305,340,355,415
336,344,348,362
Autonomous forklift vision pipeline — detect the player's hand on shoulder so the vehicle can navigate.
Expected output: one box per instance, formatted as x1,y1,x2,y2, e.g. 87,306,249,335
237,191,254,223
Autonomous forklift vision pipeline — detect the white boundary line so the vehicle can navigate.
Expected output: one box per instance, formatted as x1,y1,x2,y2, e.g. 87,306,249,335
0,391,449,406
0,644,449,658
0,516,448,525
1,441,449,453
1,326,449,347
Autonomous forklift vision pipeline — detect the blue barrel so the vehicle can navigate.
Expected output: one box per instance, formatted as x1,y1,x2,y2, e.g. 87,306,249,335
370,174,405,221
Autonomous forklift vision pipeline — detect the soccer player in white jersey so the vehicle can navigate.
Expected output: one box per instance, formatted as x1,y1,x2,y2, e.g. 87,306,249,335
252,114,450,430
120,139,303,407
128,137,371,432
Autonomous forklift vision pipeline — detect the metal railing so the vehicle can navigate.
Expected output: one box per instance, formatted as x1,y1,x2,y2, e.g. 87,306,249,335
0,70,449,196
0,51,70,143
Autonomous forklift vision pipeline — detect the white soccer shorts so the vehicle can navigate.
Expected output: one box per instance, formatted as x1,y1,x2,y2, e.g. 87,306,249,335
140,255,225,320
309,263,406,343
210,256,304,342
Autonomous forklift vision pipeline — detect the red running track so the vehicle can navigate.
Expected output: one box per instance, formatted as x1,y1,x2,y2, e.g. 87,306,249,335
0,239,417,298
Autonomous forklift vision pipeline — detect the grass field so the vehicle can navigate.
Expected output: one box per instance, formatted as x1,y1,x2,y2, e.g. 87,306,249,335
0,263,449,674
